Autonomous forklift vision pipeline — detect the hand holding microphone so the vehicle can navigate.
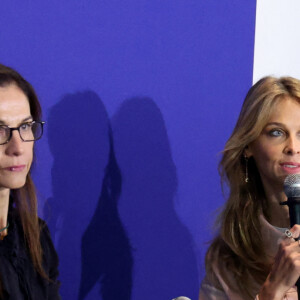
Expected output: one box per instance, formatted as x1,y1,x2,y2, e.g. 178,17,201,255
279,174,300,300
259,174,300,299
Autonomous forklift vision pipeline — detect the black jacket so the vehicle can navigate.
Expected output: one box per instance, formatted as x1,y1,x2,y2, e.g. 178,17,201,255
0,210,61,299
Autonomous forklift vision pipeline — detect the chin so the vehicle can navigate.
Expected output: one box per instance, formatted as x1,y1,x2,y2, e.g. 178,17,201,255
3,179,27,190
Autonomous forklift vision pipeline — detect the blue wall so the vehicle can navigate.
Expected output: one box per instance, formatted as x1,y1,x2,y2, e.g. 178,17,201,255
0,1,256,299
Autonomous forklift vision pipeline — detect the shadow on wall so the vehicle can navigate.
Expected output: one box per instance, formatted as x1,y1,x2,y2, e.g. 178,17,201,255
45,91,133,300
112,97,199,300
79,128,133,300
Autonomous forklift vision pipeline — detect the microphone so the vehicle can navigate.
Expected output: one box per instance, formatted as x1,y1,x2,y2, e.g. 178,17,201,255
283,174,300,227
282,174,300,299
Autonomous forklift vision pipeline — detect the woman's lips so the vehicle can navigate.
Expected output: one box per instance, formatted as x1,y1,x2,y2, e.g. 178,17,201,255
3,165,26,172
280,162,300,174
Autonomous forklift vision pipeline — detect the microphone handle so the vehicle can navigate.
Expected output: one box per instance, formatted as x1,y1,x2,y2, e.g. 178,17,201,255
286,198,300,300
288,200,300,227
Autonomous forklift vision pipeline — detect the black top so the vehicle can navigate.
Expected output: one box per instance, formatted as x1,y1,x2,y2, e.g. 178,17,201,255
0,209,61,300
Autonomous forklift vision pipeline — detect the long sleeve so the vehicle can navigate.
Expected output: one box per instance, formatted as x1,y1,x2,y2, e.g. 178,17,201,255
0,214,61,299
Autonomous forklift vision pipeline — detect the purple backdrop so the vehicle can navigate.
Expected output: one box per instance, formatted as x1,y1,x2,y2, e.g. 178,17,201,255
0,1,256,299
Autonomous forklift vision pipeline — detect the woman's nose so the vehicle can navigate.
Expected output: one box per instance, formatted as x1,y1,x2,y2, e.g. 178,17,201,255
4,130,24,156
284,135,300,155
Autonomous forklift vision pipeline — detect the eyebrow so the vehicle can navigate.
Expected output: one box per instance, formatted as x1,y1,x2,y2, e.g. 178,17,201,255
265,122,285,127
0,116,33,126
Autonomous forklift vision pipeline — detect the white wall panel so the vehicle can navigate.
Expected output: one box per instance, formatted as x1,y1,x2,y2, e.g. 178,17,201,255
254,0,300,83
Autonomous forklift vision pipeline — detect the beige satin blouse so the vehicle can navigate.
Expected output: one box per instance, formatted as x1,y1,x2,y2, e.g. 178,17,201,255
199,215,298,300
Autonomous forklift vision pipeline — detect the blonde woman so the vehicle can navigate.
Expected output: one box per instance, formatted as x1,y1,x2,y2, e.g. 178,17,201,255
200,77,300,300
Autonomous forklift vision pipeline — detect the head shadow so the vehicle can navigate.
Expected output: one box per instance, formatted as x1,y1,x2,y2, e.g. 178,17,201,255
112,97,199,300
78,127,133,300
46,91,132,300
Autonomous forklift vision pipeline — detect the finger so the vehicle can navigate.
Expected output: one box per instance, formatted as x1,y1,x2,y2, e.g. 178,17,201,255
289,240,300,252
271,245,300,282
290,225,300,239
280,253,300,282
281,235,295,247
278,240,300,261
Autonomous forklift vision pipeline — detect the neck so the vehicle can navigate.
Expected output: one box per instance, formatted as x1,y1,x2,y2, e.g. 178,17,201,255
0,189,10,230
263,185,289,228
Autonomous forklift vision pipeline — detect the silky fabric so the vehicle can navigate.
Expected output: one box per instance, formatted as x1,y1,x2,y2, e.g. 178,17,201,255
0,207,61,299
199,215,297,300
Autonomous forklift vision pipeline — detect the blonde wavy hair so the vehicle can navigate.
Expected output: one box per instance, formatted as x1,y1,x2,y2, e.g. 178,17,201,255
205,76,300,299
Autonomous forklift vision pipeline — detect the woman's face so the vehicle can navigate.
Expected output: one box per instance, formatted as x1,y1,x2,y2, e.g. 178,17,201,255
0,84,33,191
245,97,300,193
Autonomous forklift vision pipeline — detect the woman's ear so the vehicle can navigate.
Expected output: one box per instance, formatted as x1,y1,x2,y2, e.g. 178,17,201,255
243,145,253,158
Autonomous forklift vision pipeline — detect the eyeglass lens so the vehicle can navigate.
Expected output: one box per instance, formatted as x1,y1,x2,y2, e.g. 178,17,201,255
0,122,43,144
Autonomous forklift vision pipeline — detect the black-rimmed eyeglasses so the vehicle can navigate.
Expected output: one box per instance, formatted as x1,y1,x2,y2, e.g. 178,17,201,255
0,121,45,145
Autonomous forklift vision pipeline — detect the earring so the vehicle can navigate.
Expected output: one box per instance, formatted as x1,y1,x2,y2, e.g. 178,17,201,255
244,156,249,183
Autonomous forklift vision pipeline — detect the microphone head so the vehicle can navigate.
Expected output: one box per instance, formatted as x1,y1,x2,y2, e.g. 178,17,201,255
284,174,300,198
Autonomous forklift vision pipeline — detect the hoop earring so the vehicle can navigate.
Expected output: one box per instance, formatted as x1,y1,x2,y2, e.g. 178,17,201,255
244,156,249,183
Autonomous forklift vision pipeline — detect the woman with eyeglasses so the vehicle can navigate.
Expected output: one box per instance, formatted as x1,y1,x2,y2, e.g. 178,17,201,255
199,77,300,300
0,64,60,299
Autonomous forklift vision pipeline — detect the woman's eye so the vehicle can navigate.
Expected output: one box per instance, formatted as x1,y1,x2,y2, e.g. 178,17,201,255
269,129,284,137
20,123,32,131
0,127,7,136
